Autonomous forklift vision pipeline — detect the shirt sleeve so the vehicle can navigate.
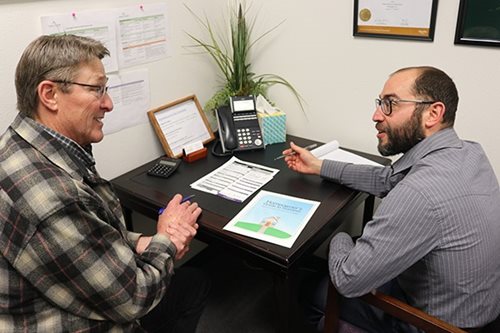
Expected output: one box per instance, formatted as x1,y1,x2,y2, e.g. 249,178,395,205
12,200,176,324
320,160,405,198
328,182,441,297
125,230,143,249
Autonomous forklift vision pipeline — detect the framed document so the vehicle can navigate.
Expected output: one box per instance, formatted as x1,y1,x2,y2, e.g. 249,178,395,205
148,95,215,158
353,0,438,41
455,0,500,47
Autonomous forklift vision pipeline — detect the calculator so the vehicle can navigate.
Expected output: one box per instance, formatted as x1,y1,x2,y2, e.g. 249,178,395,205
147,157,181,178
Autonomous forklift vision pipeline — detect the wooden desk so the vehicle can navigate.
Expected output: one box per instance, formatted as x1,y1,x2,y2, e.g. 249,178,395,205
111,135,387,332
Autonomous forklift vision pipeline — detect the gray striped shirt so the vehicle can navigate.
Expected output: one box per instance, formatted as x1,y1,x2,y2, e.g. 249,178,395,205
322,128,500,328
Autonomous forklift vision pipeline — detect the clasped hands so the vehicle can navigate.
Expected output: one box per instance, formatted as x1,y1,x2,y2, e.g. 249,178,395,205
157,194,201,260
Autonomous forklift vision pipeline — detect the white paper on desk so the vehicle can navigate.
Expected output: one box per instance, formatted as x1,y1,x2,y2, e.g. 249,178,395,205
190,157,279,202
311,140,382,167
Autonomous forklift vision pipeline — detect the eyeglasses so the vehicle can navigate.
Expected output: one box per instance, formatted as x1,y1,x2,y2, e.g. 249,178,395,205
375,98,436,116
52,79,109,99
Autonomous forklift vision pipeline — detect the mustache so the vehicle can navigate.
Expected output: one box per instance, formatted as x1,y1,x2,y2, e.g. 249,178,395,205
375,123,385,132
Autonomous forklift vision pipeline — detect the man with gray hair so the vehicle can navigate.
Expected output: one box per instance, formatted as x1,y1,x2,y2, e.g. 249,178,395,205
0,34,209,332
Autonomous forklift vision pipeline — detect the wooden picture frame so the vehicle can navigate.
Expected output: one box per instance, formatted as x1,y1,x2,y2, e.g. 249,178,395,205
454,0,500,47
148,95,215,158
353,0,438,41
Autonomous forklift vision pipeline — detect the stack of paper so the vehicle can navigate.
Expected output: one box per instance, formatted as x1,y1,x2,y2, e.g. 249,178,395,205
311,140,382,166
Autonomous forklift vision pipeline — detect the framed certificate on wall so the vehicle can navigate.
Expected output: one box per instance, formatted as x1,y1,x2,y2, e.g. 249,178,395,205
353,0,438,41
454,0,500,47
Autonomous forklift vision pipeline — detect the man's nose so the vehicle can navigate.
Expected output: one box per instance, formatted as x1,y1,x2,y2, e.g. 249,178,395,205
101,93,113,111
372,105,385,122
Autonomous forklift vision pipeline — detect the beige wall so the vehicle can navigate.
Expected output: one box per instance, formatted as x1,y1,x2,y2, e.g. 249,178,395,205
1,0,499,181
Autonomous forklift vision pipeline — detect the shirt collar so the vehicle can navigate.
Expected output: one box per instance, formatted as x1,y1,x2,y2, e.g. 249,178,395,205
392,128,463,175
30,119,96,172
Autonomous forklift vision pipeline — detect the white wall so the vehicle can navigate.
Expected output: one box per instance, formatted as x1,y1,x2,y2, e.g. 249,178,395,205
1,0,499,181
250,0,500,179
0,0,223,179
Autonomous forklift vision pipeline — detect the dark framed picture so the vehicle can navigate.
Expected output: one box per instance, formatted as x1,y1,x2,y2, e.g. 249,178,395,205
353,0,438,41
454,0,500,47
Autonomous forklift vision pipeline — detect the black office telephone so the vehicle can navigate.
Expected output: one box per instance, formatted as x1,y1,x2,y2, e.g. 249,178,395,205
215,95,264,153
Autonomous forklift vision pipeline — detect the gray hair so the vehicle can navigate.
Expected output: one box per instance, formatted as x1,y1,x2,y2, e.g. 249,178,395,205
15,34,109,118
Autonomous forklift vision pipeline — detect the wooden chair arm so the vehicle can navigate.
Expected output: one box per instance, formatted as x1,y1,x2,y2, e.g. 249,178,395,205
323,280,467,333
360,291,467,333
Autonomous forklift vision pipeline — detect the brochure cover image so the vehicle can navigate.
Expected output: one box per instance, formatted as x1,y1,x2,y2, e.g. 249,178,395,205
223,190,320,248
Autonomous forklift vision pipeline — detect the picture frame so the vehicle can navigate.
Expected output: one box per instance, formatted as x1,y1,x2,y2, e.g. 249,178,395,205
353,0,438,41
454,0,500,47
148,94,215,158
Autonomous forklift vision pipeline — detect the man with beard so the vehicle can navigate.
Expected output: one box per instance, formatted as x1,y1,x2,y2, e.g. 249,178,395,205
283,66,500,332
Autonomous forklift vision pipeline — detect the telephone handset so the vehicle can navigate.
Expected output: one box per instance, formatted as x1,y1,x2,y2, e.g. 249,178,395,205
216,106,238,151
215,95,264,153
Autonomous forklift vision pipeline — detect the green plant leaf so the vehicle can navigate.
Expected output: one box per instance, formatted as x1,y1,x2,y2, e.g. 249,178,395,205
184,2,306,114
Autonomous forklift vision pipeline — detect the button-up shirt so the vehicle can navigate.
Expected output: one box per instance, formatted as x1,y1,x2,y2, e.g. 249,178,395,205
0,114,176,332
323,128,500,328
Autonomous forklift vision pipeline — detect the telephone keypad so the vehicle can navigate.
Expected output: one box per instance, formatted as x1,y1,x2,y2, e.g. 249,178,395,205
231,110,264,150
236,127,262,148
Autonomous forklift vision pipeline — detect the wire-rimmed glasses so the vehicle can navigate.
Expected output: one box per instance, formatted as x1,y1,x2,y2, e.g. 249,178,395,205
52,79,109,99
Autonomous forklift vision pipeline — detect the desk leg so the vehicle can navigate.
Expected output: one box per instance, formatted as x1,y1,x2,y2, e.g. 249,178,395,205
273,268,309,333
363,195,375,227
273,272,294,333
123,206,134,231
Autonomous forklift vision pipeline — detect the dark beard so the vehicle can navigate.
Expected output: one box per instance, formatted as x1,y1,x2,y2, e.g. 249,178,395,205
377,110,425,156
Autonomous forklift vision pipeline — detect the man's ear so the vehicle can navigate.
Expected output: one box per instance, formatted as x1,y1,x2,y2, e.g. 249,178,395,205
37,80,59,112
424,102,445,129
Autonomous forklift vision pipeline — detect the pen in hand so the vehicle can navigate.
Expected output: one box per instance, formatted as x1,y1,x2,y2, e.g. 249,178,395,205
158,194,196,215
274,143,318,160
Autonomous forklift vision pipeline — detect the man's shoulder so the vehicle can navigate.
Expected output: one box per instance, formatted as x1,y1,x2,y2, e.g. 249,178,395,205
1,131,81,220
401,141,497,200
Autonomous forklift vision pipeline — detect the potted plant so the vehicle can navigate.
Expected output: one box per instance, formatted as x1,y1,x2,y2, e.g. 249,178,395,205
185,2,304,126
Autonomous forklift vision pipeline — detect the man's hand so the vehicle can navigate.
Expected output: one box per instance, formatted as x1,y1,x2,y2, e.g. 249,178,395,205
283,142,323,175
157,194,201,260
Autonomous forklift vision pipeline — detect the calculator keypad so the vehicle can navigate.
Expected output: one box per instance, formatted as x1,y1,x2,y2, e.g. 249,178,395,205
147,158,181,178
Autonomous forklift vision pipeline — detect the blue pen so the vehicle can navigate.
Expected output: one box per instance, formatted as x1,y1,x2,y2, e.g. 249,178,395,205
158,195,196,215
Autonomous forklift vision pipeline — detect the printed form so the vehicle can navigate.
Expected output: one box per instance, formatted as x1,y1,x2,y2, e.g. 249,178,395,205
190,157,279,202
